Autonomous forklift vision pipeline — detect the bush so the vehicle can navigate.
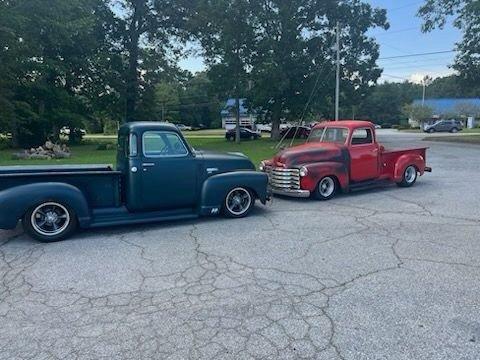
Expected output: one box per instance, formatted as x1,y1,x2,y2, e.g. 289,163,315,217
96,143,115,151
103,120,119,135
0,136,11,150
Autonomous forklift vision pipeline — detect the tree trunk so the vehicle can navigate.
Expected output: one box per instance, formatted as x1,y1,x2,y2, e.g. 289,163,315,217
270,101,282,140
125,5,141,123
235,95,241,144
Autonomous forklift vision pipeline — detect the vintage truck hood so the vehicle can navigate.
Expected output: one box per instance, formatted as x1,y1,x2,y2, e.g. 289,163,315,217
195,150,256,172
271,142,349,168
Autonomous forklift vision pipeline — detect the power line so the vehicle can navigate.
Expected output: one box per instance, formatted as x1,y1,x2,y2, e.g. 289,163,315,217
378,50,455,60
389,1,424,12
371,26,418,37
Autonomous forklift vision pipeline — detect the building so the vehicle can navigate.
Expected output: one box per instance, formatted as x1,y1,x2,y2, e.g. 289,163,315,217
409,98,480,128
221,98,257,130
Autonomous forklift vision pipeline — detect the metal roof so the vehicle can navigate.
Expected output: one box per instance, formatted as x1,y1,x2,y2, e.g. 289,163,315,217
412,98,480,114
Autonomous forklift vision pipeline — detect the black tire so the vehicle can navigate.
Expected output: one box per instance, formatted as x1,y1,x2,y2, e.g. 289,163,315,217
23,201,78,242
223,187,255,218
450,127,458,133
314,176,337,200
427,128,435,133
397,165,418,188
250,135,255,140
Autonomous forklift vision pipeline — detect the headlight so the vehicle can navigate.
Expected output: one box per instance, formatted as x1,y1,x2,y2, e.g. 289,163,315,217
299,166,308,177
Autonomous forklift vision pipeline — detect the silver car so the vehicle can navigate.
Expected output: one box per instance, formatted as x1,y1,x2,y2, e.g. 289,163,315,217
424,120,463,133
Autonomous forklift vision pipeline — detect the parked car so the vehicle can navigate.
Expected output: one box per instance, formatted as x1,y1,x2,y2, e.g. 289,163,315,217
225,128,261,141
256,124,272,133
175,124,193,131
0,122,269,242
374,124,382,129
60,127,87,136
424,119,463,133
261,120,431,200
280,126,311,139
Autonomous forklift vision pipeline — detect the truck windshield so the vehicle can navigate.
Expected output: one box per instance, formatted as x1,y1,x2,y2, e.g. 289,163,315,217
307,127,348,144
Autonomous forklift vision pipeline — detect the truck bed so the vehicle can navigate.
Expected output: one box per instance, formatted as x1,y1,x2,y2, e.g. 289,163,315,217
0,164,122,208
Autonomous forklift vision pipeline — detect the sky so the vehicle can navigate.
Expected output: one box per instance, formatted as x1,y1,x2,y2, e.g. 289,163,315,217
178,0,461,84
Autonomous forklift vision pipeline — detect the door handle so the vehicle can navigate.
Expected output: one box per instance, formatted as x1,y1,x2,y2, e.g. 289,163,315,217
142,163,155,167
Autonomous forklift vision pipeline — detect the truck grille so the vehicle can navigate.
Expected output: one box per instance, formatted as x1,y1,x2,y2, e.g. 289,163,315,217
265,166,300,190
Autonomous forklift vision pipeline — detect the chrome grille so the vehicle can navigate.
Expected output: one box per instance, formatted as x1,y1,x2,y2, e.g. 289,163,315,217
265,166,300,190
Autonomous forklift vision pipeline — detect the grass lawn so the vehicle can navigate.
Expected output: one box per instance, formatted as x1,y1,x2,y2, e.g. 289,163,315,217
0,137,301,168
424,135,480,145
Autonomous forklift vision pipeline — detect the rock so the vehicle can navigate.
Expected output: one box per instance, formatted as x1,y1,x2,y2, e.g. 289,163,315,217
14,141,72,160
44,141,54,150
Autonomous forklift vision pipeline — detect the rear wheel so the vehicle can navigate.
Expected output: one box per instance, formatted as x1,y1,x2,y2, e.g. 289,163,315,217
23,201,77,242
397,165,417,187
314,176,337,200
223,187,254,218
450,127,458,133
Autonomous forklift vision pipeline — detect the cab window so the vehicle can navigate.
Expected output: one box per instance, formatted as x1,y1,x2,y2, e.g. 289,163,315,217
307,127,348,144
351,128,373,145
143,131,188,157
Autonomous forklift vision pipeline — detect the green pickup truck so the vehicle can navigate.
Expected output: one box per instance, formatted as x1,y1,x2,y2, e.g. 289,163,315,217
0,122,269,242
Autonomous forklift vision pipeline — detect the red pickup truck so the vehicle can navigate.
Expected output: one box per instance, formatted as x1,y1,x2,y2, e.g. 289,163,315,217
260,120,431,200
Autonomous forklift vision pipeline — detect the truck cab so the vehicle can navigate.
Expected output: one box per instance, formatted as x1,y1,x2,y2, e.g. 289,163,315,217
261,121,431,200
0,122,269,241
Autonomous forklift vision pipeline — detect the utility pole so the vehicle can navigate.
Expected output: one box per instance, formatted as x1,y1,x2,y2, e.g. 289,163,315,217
335,22,341,121
422,75,432,106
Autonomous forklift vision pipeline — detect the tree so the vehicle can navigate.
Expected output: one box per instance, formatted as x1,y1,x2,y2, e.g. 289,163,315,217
402,103,433,125
249,0,388,139
0,0,116,147
191,0,257,143
114,0,192,122
419,0,480,83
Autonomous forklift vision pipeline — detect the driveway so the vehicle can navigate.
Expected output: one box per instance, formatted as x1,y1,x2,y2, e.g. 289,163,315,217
1,133,479,359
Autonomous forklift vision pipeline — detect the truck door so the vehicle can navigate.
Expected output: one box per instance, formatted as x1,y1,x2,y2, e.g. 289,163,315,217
349,127,379,182
139,130,197,211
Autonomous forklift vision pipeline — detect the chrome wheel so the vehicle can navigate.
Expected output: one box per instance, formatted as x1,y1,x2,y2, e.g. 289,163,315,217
319,177,335,197
31,202,70,237
404,166,417,184
225,188,252,216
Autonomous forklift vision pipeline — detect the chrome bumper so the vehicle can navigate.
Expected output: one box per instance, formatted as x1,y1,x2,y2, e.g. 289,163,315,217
270,187,311,198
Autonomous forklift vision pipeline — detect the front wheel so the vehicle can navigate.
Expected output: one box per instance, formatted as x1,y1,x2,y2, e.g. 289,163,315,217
450,127,458,133
223,187,254,218
397,165,417,188
23,201,77,242
427,128,435,133
314,176,337,200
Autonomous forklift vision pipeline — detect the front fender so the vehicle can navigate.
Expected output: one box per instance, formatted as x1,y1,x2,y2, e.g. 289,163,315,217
300,162,349,192
200,171,268,216
0,183,91,230
394,154,425,182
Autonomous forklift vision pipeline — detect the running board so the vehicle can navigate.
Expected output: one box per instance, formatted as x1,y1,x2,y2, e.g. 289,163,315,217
349,179,392,192
89,206,198,228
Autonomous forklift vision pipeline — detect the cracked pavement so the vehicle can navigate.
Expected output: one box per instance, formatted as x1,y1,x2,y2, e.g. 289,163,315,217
1,131,479,359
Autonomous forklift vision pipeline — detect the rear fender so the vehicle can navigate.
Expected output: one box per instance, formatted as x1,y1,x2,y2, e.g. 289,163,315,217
200,171,268,216
300,162,349,192
394,154,426,181
0,183,91,230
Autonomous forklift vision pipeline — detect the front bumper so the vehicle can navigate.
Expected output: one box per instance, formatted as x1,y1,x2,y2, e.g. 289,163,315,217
270,187,311,198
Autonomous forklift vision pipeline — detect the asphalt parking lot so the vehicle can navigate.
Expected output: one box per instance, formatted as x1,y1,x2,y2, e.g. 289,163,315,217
1,131,479,360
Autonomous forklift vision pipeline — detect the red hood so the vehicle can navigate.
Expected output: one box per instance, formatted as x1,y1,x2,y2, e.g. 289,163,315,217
267,142,348,168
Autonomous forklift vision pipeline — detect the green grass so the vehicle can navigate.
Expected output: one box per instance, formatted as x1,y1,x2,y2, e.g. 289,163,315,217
0,138,301,167
424,135,480,144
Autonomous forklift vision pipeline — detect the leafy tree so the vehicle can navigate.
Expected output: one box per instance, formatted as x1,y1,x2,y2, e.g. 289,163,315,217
419,0,480,83
191,0,257,142
402,103,433,124
249,0,388,139
0,0,115,147
113,0,192,122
